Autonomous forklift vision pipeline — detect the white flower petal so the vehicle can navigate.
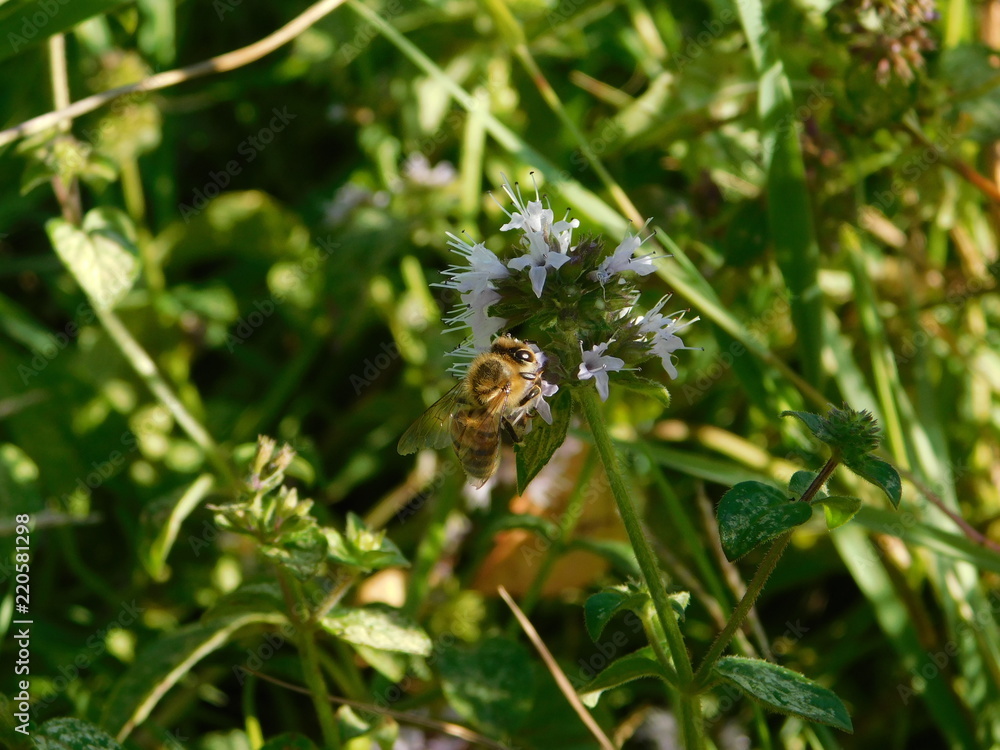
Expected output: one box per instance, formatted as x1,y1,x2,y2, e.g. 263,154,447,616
595,371,611,401
529,265,548,297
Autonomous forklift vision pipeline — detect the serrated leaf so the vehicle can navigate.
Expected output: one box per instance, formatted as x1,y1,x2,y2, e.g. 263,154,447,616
260,733,319,750
33,718,123,750
614,372,671,408
717,481,812,561
817,496,863,530
579,647,674,707
46,209,139,311
844,455,901,508
584,588,649,641
714,656,853,732
515,387,571,493
438,636,534,735
261,522,328,581
322,604,432,656
102,611,286,738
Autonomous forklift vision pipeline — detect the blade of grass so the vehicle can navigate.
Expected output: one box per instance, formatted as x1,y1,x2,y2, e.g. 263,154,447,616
498,586,617,750
731,0,825,386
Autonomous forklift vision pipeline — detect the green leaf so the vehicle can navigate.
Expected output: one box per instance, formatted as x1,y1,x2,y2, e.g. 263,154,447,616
322,604,432,656
781,411,831,443
717,481,812,561
438,636,535,735
584,587,650,641
338,705,373,743
515,387,571,493
33,718,122,750
713,656,853,733
102,611,287,737
351,643,409,682
844,455,902,508
614,372,671,408
325,514,409,571
46,208,140,311
817,496,863,530
733,0,823,384
483,512,560,541
261,522,328,581
0,0,130,63
788,470,825,501
260,734,319,750
141,473,214,581
579,647,674,707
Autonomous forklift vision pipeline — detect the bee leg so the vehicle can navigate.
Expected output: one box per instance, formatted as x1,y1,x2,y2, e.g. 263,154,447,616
516,385,541,407
501,417,522,444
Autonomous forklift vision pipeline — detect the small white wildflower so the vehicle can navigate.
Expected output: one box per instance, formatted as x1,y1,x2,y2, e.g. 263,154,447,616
637,296,699,379
507,231,572,297
578,340,627,401
534,379,559,425
497,173,580,297
594,219,660,284
443,287,507,349
440,232,509,295
438,231,510,349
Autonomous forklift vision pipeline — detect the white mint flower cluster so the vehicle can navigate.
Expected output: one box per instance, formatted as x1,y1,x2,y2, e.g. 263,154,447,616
440,174,697,403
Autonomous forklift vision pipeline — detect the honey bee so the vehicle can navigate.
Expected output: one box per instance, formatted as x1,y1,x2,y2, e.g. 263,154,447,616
397,335,547,487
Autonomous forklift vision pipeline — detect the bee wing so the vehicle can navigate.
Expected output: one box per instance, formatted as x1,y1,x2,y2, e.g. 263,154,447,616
397,384,464,455
451,390,509,487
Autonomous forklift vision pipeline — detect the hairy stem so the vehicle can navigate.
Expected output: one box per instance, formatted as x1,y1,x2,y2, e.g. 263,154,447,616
577,387,703,749
693,455,840,688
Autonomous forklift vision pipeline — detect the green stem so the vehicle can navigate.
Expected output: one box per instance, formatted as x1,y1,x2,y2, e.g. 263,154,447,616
693,456,840,688
93,307,237,488
310,570,358,624
282,572,341,749
241,674,264,749
577,388,703,749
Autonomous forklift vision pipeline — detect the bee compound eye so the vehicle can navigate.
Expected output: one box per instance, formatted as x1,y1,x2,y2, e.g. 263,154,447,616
516,350,532,362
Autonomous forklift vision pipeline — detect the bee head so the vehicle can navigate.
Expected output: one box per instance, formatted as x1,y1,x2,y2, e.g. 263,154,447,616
491,335,537,367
